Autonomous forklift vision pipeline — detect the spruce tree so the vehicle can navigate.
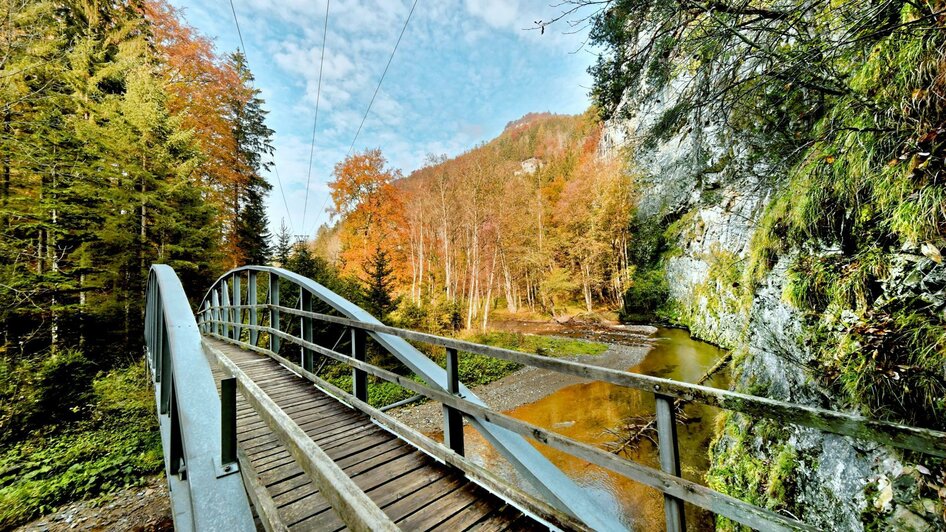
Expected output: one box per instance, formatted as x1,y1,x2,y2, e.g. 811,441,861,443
362,246,399,322
272,219,293,267
230,52,273,266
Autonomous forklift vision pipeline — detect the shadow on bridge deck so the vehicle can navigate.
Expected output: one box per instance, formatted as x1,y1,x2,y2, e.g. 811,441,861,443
204,337,545,531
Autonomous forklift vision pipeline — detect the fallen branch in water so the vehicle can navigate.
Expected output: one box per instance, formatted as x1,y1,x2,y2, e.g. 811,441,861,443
602,350,733,456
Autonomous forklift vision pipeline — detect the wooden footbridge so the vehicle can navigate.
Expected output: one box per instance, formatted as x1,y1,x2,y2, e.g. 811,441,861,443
144,265,946,532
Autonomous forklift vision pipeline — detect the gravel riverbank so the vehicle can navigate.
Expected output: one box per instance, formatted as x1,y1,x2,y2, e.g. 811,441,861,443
389,323,658,433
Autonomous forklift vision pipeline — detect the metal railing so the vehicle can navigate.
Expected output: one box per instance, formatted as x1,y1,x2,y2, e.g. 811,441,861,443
197,266,946,532
144,265,254,532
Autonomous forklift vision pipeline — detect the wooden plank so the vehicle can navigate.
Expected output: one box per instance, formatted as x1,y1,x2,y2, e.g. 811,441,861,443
290,504,348,531
205,342,398,532
342,445,419,478
429,497,497,532
240,405,354,433
366,464,452,509
274,444,430,507
210,336,582,531
382,475,466,521
238,408,362,441
397,482,480,530
279,488,334,526
277,440,400,522
238,446,290,532
465,505,520,532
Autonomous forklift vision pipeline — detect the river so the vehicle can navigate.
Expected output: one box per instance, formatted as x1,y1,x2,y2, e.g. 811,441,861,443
460,325,730,531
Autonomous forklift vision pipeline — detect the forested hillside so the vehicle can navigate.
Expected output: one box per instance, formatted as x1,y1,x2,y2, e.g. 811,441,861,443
0,1,272,524
318,112,639,331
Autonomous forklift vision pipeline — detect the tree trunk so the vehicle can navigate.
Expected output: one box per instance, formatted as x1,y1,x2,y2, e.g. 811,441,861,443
581,261,593,313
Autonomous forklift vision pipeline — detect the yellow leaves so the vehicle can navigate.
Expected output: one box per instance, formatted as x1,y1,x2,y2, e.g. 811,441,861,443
920,242,942,263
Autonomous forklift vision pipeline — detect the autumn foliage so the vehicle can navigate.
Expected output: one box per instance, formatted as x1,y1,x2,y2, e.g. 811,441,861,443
323,112,636,330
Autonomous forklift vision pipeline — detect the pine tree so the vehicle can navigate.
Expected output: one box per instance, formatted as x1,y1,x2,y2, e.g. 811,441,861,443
230,51,273,266
272,219,292,266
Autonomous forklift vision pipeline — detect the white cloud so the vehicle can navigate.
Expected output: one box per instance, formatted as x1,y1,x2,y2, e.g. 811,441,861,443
464,0,521,29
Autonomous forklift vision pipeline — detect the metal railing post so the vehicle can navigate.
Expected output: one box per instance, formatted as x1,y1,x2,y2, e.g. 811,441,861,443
211,289,221,336
221,280,231,339
269,274,280,354
301,288,314,371
221,378,237,467
655,393,686,532
160,329,171,414
351,327,367,402
232,274,241,341
443,347,464,456
248,272,258,346
202,301,211,334
169,383,183,477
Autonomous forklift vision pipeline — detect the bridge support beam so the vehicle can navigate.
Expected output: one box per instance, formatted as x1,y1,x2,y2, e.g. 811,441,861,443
656,394,686,532
443,347,464,456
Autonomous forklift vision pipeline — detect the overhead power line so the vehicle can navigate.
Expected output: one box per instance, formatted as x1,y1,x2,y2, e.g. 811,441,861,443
227,0,247,55
271,165,295,235
346,0,419,157
308,0,418,236
300,0,331,234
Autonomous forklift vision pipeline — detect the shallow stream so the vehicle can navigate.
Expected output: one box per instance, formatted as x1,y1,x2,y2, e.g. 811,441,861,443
462,326,730,530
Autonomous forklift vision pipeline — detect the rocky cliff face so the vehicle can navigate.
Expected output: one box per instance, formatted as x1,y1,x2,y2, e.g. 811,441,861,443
600,79,940,530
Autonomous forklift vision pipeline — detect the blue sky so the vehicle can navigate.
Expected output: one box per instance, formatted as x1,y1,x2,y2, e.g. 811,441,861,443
167,0,597,238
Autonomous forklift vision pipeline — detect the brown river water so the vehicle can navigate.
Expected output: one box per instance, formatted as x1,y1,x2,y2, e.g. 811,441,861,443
461,326,730,531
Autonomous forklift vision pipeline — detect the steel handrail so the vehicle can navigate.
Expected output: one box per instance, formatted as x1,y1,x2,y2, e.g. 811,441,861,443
145,265,254,532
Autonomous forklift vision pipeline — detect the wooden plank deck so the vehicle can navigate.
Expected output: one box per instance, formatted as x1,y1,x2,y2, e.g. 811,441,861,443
205,337,547,532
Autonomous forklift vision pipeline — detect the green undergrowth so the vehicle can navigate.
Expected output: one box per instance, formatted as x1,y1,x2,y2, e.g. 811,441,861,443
738,16,946,430
707,412,801,531
321,331,608,408
0,362,162,528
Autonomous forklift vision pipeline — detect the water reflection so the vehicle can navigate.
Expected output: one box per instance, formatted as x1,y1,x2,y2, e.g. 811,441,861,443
463,327,729,531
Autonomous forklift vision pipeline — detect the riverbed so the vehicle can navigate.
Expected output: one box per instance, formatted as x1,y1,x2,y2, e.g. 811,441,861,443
391,321,730,530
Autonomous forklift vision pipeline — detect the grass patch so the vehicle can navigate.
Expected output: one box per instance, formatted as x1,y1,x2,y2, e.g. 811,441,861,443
0,362,162,528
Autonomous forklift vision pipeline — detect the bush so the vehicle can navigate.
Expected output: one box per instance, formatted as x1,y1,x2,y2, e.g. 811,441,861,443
0,350,98,442
620,267,669,321
0,362,162,528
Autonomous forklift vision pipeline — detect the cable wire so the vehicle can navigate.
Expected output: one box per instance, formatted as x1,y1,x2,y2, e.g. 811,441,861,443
346,0,418,157
301,0,331,233
228,0,296,234
227,0,247,55
271,165,294,235
308,0,418,236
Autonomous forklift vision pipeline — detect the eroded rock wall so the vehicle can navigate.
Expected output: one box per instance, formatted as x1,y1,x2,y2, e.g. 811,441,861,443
600,78,934,530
